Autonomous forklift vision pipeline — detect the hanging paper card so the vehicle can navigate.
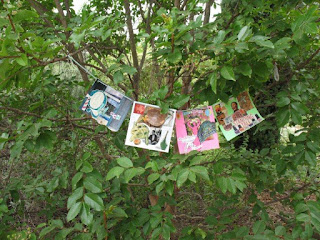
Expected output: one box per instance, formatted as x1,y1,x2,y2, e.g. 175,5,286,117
176,106,220,154
125,102,176,153
212,91,264,141
80,79,133,132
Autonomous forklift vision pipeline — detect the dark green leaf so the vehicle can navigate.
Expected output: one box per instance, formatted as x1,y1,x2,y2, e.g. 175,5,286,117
67,202,82,222
221,66,235,81
83,176,103,193
84,193,104,211
106,166,124,180
117,157,133,168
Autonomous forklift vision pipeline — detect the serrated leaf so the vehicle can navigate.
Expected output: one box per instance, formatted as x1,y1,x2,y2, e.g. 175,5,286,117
110,207,128,218
117,157,133,168
67,202,82,222
106,166,124,180
84,193,104,211
255,40,274,48
221,66,235,81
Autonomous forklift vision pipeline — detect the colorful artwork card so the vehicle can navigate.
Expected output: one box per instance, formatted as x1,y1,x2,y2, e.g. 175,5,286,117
213,91,264,141
80,79,133,132
176,106,220,154
125,102,176,153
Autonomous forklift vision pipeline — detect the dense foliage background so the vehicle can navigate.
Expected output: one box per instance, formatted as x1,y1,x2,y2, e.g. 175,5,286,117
0,0,320,239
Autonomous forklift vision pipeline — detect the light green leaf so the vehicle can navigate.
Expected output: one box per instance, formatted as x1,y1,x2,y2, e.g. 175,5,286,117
70,31,85,48
67,202,82,222
296,213,310,222
275,226,286,236
221,66,235,81
16,54,28,66
83,176,103,193
67,187,83,209
209,72,218,93
117,157,133,168
106,166,124,180
177,169,189,188
255,40,274,49
81,203,93,225
84,193,104,211
253,220,266,234
238,26,250,41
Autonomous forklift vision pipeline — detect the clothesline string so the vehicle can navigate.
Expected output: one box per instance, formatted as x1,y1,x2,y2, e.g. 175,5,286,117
67,55,97,80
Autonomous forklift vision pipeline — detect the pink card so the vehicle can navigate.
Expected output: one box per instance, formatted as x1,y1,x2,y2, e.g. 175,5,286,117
176,106,220,154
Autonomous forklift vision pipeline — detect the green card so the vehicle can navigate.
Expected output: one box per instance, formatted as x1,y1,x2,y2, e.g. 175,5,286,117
213,91,264,141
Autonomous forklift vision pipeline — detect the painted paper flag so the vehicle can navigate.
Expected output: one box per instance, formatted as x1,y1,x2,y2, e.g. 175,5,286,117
125,102,176,153
176,106,220,154
212,91,264,141
80,79,133,132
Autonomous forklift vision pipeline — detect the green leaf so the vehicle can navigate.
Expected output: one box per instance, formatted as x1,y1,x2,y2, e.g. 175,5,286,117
110,207,128,218
67,202,82,222
84,193,104,211
236,226,249,237
177,169,189,188
276,108,290,127
106,166,124,180
172,95,190,108
275,226,286,236
253,220,266,234
67,187,83,209
81,203,93,225
114,70,124,84
117,157,133,168
13,10,38,22
81,161,93,173
255,40,274,49
221,66,235,81
124,167,145,183
70,31,85,48
305,151,316,166
276,97,290,107
209,72,218,93
121,65,137,75
158,85,168,99
238,26,250,41
274,37,292,50
296,213,310,222
16,54,28,66
72,172,83,190
83,176,103,193
167,49,182,64
148,173,160,184
190,166,210,181
214,30,226,44
217,177,228,194
237,63,252,77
